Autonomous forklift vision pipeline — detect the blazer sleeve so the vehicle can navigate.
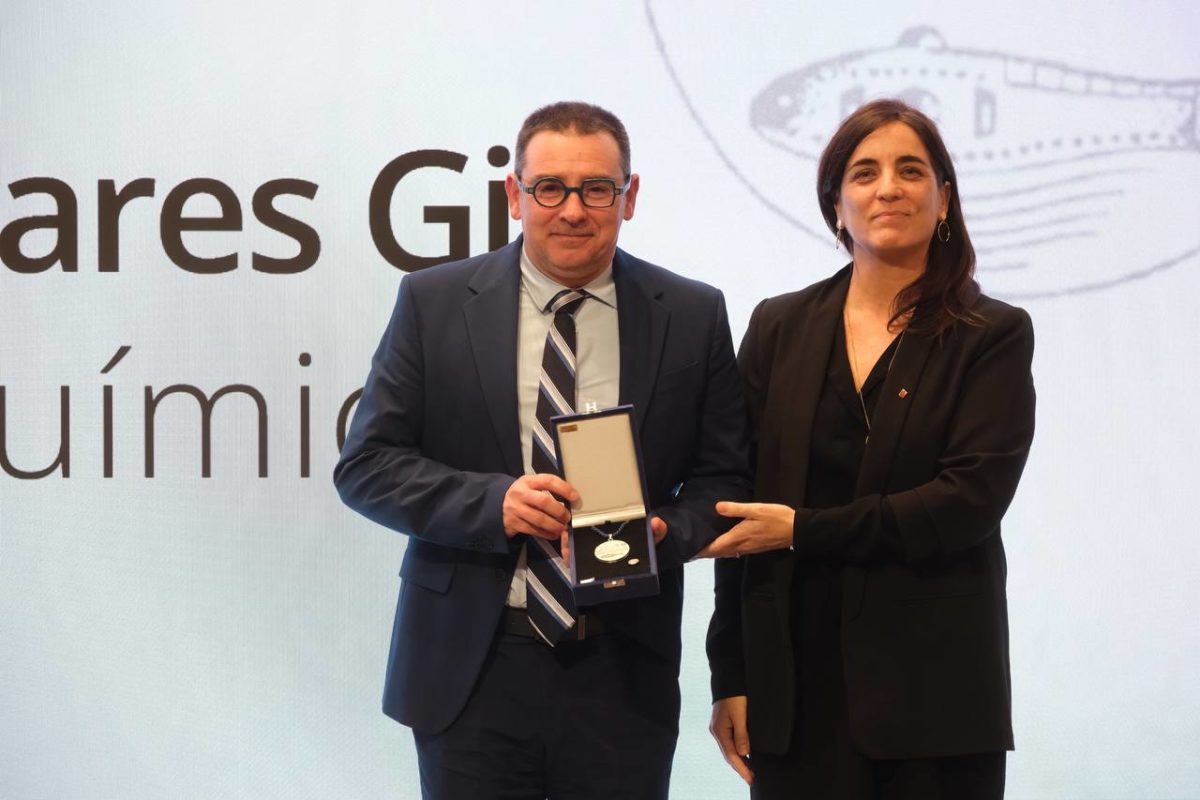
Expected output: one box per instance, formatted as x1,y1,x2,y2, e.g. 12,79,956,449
332,275,513,554
705,299,770,699
652,290,754,570
792,305,1036,563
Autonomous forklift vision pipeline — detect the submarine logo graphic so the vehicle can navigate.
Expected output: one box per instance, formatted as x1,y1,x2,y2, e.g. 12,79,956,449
646,7,1200,299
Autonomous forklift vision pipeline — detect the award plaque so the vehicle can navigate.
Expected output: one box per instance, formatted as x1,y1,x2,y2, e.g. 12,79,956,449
550,405,659,604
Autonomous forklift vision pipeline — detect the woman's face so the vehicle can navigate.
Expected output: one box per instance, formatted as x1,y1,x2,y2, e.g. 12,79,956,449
834,121,950,266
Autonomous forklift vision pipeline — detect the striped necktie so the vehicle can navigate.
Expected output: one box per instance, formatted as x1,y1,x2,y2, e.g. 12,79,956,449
526,289,588,645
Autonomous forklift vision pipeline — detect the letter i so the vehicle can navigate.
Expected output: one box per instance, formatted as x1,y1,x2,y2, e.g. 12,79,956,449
487,145,511,252
100,346,130,477
299,352,311,478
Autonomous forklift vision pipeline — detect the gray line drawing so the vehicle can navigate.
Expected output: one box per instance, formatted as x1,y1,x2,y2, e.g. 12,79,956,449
751,27,1199,167
645,5,1200,299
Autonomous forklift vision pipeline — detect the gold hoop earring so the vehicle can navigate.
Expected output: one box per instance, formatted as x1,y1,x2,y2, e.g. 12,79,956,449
937,218,951,243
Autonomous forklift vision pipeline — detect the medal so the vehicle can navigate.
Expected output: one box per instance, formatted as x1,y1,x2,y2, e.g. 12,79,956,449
592,521,631,563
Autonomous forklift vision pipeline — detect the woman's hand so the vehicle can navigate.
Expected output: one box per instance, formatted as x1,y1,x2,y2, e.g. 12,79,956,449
709,695,753,785
696,502,795,558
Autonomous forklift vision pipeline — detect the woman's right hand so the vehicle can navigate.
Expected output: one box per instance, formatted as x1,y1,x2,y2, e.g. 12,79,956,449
696,502,795,558
709,695,753,785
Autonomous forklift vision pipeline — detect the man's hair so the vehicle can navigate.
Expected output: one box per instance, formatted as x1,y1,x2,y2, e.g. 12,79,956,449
514,101,631,180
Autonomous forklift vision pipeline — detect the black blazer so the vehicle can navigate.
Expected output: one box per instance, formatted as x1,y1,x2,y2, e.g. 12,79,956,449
335,238,751,734
707,265,1035,759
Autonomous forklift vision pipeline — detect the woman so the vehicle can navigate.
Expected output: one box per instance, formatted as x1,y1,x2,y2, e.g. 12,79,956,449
702,99,1035,799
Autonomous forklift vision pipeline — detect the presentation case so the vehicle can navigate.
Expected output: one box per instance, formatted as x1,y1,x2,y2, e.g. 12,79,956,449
550,405,659,604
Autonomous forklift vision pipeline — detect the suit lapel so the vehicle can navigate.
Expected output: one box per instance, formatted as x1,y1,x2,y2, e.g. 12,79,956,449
842,301,934,622
613,251,668,436
754,269,851,622
854,328,934,496
776,262,935,498
773,266,852,506
463,241,523,476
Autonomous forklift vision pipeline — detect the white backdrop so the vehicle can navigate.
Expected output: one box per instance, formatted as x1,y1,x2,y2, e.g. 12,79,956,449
2,2,1199,798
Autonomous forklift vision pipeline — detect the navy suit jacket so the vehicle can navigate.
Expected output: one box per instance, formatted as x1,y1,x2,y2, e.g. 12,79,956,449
707,266,1036,759
335,238,751,734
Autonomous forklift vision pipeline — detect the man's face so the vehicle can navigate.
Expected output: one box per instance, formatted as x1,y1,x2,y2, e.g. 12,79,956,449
506,129,639,288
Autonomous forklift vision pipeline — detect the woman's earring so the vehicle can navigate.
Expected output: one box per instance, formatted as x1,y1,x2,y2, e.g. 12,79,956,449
835,220,845,250
937,217,951,243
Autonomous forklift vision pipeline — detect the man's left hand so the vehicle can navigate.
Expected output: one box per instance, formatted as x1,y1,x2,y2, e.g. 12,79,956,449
695,502,794,558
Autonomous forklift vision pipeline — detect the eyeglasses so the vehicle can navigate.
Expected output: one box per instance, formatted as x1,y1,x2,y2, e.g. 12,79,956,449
517,177,629,209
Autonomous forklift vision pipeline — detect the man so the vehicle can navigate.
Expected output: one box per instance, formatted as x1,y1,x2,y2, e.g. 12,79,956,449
334,101,750,799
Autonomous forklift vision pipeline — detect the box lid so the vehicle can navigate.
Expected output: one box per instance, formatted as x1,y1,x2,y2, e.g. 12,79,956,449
553,408,647,529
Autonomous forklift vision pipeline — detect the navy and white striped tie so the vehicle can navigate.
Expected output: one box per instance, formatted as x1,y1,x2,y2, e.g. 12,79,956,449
526,289,588,645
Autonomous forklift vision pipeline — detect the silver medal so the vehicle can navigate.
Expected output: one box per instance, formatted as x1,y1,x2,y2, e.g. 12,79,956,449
594,539,631,563
591,521,632,563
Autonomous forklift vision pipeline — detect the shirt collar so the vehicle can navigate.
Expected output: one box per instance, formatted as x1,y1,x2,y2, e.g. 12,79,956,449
520,247,617,313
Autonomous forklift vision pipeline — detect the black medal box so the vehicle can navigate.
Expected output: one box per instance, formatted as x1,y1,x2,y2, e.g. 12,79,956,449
550,405,659,605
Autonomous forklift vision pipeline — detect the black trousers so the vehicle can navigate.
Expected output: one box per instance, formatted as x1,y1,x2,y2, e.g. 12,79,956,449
413,626,679,800
751,747,1005,800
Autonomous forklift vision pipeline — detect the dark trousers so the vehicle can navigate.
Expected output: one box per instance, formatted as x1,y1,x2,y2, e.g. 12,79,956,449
413,627,679,800
751,746,1005,799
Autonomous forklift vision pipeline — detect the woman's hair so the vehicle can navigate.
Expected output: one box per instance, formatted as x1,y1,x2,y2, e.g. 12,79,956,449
816,98,980,335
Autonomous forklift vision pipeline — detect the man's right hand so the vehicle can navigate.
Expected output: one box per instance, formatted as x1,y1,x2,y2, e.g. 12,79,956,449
502,474,579,541
710,695,753,785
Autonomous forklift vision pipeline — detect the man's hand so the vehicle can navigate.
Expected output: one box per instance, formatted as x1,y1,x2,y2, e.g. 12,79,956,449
710,695,753,785
696,501,795,558
650,515,668,544
502,474,578,540
561,515,667,562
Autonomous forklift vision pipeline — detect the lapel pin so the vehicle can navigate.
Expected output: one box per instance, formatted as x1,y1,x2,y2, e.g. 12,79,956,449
898,388,908,398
